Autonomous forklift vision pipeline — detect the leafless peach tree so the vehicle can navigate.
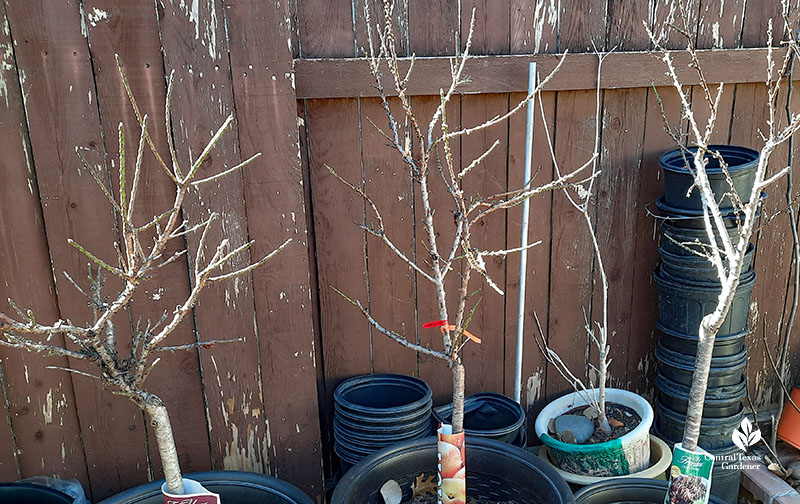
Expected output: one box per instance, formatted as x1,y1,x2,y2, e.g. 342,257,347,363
645,0,800,453
0,58,289,495
531,47,615,435
330,0,590,436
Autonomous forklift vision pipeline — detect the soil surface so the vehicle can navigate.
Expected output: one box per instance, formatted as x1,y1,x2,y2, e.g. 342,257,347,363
561,402,642,444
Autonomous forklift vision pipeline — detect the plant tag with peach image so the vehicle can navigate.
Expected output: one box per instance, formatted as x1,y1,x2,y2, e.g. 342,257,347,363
437,424,465,504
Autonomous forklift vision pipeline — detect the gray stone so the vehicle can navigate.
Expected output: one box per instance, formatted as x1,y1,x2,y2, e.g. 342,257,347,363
554,414,595,443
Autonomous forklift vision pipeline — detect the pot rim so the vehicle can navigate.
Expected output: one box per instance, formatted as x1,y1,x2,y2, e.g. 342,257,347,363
659,145,760,174
533,388,654,454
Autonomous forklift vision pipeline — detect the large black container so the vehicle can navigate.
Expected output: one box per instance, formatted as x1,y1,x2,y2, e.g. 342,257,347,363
659,243,754,283
574,478,727,504
654,267,755,336
97,471,314,504
432,392,526,445
0,483,75,504
654,399,744,451
654,342,747,387
331,436,574,504
656,374,746,418
333,374,433,466
660,145,760,211
657,322,747,357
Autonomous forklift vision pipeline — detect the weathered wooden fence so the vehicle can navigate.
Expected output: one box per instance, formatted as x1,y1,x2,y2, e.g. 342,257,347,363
0,0,798,502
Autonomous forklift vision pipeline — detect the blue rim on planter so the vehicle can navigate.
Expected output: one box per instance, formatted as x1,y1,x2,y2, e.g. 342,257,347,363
534,389,653,477
660,145,760,211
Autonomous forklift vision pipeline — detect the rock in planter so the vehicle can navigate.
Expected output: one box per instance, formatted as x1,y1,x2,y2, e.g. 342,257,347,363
534,389,653,477
554,415,596,444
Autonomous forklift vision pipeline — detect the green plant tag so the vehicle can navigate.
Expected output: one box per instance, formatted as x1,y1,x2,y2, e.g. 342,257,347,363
664,443,714,504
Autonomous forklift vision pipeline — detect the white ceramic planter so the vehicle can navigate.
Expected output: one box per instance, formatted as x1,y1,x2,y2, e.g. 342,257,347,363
534,388,654,477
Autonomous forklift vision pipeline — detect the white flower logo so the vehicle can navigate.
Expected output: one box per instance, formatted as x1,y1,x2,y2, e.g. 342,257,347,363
732,417,761,451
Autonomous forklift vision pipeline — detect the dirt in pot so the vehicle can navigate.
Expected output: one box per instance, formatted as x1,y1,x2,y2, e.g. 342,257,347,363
550,402,642,444
399,473,515,504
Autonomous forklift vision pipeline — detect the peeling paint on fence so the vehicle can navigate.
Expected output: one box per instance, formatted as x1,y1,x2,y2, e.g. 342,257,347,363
526,368,544,408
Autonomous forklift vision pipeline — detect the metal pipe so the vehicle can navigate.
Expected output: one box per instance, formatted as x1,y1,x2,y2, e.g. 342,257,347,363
513,62,537,404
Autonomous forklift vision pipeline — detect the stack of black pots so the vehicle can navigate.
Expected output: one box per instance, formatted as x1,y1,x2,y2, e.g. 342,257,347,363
333,374,433,472
652,145,760,504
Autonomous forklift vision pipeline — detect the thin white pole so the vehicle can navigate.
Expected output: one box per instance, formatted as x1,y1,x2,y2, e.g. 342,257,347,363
513,62,537,404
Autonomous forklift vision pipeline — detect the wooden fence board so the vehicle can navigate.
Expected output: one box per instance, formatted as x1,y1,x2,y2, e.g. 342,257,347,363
458,0,510,397
353,0,417,379
591,0,649,391
82,1,211,487
156,0,271,476
408,0,461,404
0,2,85,486
503,0,559,426
544,0,606,400
224,0,324,495
360,96,419,378
294,48,783,99
4,1,145,496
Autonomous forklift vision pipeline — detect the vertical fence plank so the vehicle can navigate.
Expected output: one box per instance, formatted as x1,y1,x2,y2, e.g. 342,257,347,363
734,6,789,411
504,0,558,420
408,0,461,404
544,0,606,400
593,0,649,391
224,0,324,496
3,1,148,497
82,1,211,486
155,0,272,475
459,0,510,396
0,2,86,486
353,0,418,379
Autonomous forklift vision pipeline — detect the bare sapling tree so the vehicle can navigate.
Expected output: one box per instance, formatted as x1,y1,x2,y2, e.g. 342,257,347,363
644,0,800,452
330,0,589,440
532,48,615,435
0,58,290,495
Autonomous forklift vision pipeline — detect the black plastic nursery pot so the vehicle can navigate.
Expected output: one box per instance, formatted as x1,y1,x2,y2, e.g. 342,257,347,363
654,399,745,452
657,322,747,358
573,478,727,504
333,374,434,467
660,145,760,211
654,192,765,230
96,471,314,504
659,220,746,257
658,243,754,284
0,483,75,504
333,374,432,423
654,267,755,336
331,436,574,504
654,342,747,387
432,392,526,445
655,373,747,418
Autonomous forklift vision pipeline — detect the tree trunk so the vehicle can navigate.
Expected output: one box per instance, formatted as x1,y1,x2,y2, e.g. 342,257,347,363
142,393,184,494
451,363,465,434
